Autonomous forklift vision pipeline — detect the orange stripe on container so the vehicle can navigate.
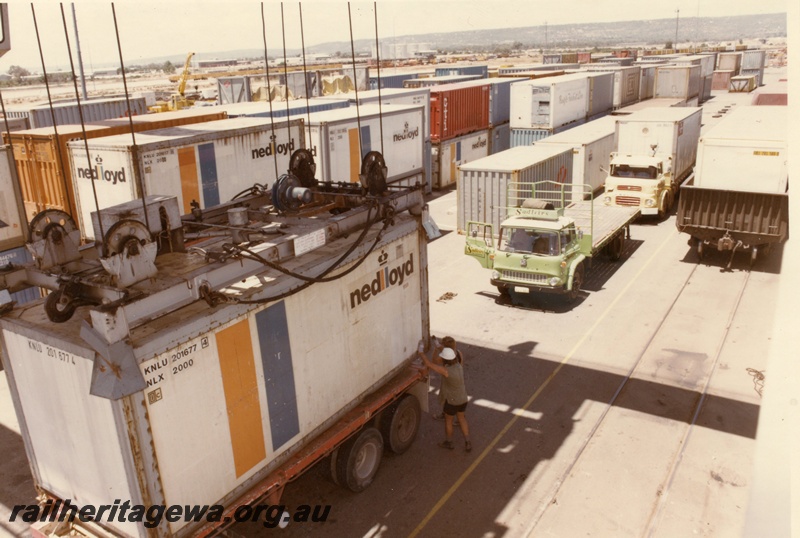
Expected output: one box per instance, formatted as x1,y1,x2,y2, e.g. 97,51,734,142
348,128,360,183
449,144,457,183
217,319,267,478
178,147,200,214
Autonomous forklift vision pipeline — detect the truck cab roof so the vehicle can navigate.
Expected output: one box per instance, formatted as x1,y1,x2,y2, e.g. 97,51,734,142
501,215,573,231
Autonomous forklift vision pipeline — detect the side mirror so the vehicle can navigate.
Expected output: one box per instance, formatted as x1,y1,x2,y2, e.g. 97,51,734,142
471,229,478,238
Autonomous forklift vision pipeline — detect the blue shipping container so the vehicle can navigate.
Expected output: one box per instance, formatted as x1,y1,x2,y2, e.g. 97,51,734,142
510,121,584,147
434,65,489,78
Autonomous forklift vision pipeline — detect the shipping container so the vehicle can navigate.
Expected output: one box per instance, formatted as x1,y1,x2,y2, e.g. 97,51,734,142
693,106,786,193
0,187,432,538
584,71,615,118
432,129,490,189
0,246,39,305
0,145,27,251
750,81,788,106
717,52,742,74
3,109,229,226
510,73,591,130
598,57,634,67
434,65,488,78
510,121,585,147
329,87,431,141
612,98,688,116
403,74,482,88
67,117,305,239
497,64,580,75
673,54,716,78
741,50,766,70
6,97,148,129
368,69,433,90
638,64,659,100
586,65,640,109
577,52,592,64
700,75,713,102
543,54,563,64
431,77,526,127
212,98,350,119
457,145,574,234
291,104,425,187
429,82,490,142
561,53,579,64
535,115,617,197
740,68,764,87
318,66,370,95
730,75,757,93
711,70,735,91
654,65,701,99
488,122,511,155
1,116,29,131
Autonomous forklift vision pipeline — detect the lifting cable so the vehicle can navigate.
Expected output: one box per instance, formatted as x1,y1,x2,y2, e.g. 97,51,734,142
259,3,281,183
0,91,32,240
111,3,152,236
279,3,292,142
298,3,313,147
347,3,363,162
373,2,384,155
59,2,103,241
30,4,74,223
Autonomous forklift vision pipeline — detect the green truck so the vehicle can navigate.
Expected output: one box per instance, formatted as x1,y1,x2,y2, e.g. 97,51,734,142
465,181,640,302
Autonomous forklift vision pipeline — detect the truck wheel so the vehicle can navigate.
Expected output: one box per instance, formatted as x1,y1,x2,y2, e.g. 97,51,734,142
379,394,421,454
567,264,584,303
750,246,759,266
657,192,670,220
607,234,625,262
334,427,384,492
496,285,510,298
696,241,704,261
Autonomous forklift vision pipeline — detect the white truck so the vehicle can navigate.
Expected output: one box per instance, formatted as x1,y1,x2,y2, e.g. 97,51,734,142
602,107,702,219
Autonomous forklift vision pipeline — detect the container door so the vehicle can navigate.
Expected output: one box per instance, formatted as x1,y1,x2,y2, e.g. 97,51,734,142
465,221,494,268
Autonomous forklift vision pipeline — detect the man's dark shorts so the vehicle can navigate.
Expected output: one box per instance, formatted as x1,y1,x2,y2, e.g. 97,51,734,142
444,401,468,415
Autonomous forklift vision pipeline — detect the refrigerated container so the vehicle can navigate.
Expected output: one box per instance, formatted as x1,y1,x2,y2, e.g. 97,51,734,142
457,145,574,233
67,117,305,238
429,82,490,142
432,129,490,189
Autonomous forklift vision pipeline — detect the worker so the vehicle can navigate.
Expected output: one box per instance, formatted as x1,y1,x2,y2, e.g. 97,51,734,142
418,340,472,452
432,336,463,420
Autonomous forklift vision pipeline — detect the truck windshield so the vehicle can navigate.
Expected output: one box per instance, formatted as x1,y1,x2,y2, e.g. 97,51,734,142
501,228,560,256
611,164,658,179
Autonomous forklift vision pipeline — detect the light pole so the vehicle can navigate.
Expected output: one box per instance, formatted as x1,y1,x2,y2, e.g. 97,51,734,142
675,9,680,49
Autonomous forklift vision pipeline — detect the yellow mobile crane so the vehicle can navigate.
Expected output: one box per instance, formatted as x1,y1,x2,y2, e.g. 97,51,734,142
148,52,196,113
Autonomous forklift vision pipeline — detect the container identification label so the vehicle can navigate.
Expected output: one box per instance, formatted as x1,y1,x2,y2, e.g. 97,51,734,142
294,229,326,256
753,151,780,156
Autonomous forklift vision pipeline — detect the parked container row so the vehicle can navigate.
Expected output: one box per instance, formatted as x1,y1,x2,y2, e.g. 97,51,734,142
585,65,641,109
654,65,701,100
431,128,490,189
213,98,351,119
5,97,148,129
217,68,369,103
434,65,488,78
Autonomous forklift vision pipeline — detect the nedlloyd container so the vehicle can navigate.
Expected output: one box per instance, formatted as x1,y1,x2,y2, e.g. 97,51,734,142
4,109,229,224
0,145,27,251
429,82,490,142
535,116,617,197
328,87,431,142
694,106,786,193
67,117,305,239
6,97,148,129
457,145,574,234
654,65,701,100
432,128,490,190
586,65,641,109
290,104,425,187
0,203,430,538
510,73,590,130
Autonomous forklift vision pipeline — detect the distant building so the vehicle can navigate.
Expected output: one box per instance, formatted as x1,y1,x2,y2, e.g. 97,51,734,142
372,42,432,61
197,59,238,69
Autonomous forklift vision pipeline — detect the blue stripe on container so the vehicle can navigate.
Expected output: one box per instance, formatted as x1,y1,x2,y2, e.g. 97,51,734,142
360,125,372,159
255,302,300,451
198,143,220,207
456,141,461,161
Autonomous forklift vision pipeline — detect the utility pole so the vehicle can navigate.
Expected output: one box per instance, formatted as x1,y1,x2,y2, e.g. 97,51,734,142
544,21,548,50
72,4,88,100
675,9,680,49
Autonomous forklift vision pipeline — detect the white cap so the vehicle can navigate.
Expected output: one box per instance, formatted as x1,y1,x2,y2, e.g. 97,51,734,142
440,347,457,361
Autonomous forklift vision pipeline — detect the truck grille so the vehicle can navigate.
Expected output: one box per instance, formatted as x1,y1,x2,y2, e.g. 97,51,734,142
501,270,550,284
618,185,642,191
615,195,641,206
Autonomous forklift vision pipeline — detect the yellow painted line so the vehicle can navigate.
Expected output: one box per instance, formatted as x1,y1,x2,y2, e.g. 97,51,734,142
409,229,679,537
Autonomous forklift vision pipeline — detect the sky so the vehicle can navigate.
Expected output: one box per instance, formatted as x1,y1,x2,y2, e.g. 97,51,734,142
0,0,790,72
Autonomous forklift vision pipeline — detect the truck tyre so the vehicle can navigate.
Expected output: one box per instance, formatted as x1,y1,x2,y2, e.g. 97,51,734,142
496,285,510,298
607,234,625,262
567,264,584,303
657,192,670,220
379,394,421,454
696,241,705,261
334,427,384,492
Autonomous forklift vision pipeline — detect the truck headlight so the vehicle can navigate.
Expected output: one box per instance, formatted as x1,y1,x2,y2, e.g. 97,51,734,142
603,196,612,205
549,277,561,286
645,198,656,207
491,270,500,280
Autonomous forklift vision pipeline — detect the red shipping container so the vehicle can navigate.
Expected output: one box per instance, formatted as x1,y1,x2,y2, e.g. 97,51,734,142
429,83,490,142
577,52,593,64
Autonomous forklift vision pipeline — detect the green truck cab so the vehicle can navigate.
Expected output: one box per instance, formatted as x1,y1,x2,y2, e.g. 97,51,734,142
465,181,639,302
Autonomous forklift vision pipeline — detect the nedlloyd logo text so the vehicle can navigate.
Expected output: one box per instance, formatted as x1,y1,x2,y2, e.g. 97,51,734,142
393,122,419,142
76,155,127,185
350,251,414,309
558,90,585,105
472,137,487,150
251,137,296,160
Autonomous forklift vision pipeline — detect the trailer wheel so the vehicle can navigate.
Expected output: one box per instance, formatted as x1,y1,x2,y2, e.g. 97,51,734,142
567,264,584,303
606,234,625,262
334,427,384,492
696,241,705,261
380,394,421,454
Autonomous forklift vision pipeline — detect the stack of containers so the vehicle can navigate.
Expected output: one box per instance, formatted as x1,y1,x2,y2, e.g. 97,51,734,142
325,88,432,193
456,145,574,235
534,115,618,200
4,108,229,225
509,73,593,146
434,65,488,78
428,82,491,189
403,74,482,88
740,50,766,87
654,65,701,105
287,104,426,188
673,54,716,102
66,117,306,239
585,65,641,109
4,97,148,129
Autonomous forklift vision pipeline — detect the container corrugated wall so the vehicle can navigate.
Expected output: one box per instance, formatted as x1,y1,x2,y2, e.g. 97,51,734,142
430,84,490,142
26,98,148,128
639,65,657,100
434,65,488,78
655,66,701,99
585,72,615,116
740,68,764,87
217,76,251,104
740,50,766,70
489,123,511,154
457,146,574,234
0,146,27,251
717,53,742,75
711,70,734,91
432,129,490,189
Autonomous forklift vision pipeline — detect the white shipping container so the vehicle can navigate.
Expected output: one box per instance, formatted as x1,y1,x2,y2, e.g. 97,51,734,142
510,73,589,130
535,116,617,197
639,65,658,101
333,87,432,142
457,145,574,234
741,50,766,70
67,117,305,239
0,146,28,251
432,129,490,189
694,106,787,193
655,65,701,100
0,210,428,537
293,104,425,185
584,71,615,117
587,65,641,109
674,54,716,78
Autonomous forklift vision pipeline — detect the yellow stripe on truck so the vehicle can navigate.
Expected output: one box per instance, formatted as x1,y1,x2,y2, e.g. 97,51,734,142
217,319,267,477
